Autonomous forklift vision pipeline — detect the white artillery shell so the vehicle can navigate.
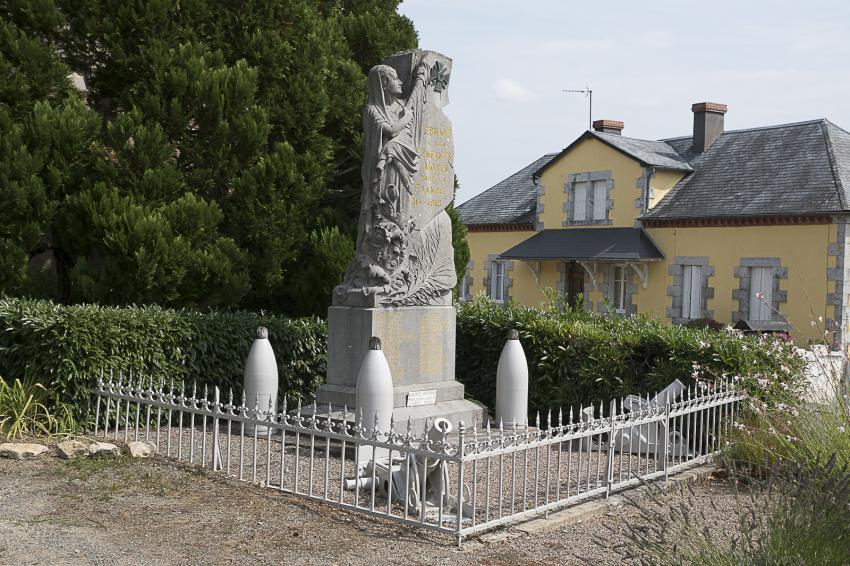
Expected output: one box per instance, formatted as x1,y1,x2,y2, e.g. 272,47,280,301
244,326,279,433
495,331,528,428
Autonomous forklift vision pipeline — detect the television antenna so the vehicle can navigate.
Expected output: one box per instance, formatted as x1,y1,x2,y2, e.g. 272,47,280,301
563,87,592,129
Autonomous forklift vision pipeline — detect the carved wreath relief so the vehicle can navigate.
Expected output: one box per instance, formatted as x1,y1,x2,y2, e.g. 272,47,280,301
334,50,456,307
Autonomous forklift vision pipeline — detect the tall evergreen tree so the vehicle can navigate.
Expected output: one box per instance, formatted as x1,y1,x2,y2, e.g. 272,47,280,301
0,2,91,295
1,1,470,315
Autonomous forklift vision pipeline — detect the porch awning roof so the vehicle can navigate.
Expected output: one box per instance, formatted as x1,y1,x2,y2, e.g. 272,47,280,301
499,228,664,261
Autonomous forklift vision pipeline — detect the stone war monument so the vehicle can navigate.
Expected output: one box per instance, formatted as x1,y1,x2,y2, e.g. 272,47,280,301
316,49,486,430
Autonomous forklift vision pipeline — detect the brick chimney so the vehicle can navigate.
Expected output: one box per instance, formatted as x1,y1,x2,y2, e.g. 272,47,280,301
592,119,624,135
691,102,727,153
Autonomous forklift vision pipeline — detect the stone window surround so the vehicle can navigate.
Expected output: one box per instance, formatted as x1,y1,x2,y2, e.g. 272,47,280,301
556,261,592,311
535,176,545,231
827,217,850,349
562,171,614,227
731,258,788,322
666,256,715,324
597,263,637,315
634,166,656,216
483,254,513,303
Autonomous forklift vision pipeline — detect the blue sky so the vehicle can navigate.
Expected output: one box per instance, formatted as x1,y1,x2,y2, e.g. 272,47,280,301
398,0,850,205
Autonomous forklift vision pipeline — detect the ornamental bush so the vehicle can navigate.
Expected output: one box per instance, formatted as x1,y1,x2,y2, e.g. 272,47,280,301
0,295,808,425
0,297,327,421
455,295,807,417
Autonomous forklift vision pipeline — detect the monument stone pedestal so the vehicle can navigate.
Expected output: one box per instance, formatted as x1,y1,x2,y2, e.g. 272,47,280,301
315,305,486,431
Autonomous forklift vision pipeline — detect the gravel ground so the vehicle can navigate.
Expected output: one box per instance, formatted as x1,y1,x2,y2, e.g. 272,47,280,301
0,438,748,566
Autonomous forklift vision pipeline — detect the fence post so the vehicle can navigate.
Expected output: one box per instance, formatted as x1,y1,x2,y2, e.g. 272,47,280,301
662,398,671,482
213,386,222,472
456,421,466,547
605,399,617,498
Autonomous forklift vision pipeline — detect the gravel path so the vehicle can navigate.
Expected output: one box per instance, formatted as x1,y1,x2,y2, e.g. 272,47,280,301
0,440,748,566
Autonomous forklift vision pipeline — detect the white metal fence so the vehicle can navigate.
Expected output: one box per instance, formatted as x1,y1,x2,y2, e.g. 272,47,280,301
92,374,743,545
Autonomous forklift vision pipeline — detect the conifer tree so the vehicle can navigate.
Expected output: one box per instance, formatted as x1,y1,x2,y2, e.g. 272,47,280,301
1,0,471,314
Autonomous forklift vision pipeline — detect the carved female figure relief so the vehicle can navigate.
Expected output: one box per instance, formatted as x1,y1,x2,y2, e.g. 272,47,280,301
362,63,424,230
335,51,456,307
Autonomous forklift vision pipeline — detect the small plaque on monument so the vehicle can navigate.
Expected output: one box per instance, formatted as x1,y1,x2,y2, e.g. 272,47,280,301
406,389,437,407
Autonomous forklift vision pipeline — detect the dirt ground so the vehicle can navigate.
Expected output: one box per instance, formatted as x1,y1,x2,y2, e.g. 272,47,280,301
0,452,743,566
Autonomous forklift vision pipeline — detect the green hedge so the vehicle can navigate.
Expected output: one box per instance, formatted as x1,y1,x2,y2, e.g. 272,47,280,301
456,296,807,416
0,298,327,420
1,295,808,424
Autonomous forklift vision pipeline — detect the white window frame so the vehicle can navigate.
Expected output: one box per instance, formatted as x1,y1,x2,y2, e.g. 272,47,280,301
749,267,774,320
681,264,703,320
611,264,627,314
490,260,507,303
572,181,588,222
591,179,607,221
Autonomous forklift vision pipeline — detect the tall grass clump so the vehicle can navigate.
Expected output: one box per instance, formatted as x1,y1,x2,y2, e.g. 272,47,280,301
0,376,77,439
602,457,850,566
726,376,850,473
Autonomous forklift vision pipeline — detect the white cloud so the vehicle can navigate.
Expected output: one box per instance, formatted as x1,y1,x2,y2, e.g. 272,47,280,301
493,78,534,101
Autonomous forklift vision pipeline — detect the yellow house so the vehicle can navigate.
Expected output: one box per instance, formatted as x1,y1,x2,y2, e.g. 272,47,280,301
457,103,850,348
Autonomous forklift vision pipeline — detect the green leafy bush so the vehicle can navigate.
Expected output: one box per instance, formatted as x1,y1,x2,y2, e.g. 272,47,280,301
0,294,808,426
0,297,327,420
684,317,725,332
456,295,807,415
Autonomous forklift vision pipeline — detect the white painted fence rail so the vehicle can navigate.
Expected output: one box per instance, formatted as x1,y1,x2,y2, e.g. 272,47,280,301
92,373,743,545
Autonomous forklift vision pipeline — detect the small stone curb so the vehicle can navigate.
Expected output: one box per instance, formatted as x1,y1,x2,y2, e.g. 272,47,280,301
88,441,122,458
56,439,90,459
127,441,157,458
1,438,160,461
514,463,721,535
0,442,50,460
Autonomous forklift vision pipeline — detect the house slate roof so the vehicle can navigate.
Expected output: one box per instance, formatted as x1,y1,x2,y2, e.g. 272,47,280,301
457,118,850,227
499,228,664,261
455,153,557,226
534,131,693,178
643,119,850,220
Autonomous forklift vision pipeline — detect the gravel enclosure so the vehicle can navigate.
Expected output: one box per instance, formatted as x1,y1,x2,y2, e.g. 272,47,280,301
0,442,747,566
141,423,666,527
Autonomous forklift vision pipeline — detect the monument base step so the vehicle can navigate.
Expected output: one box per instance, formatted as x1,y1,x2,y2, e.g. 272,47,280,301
303,398,487,434
391,399,488,432
315,380,465,410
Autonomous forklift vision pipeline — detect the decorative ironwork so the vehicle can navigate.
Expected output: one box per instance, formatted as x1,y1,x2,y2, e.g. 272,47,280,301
93,373,742,546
